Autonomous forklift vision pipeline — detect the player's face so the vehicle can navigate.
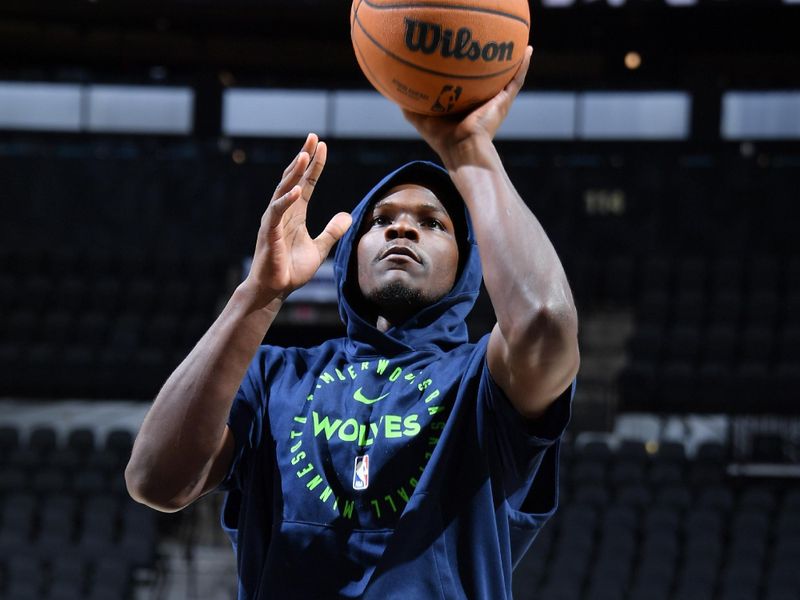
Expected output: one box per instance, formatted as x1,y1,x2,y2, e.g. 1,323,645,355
356,184,460,315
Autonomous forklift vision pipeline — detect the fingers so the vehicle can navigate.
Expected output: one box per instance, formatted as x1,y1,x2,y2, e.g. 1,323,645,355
273,133,319,201
506,46,533,99
313,212,353,259
264,185,302,229
300,132,318,156
299,140,327,203
275,152,310,201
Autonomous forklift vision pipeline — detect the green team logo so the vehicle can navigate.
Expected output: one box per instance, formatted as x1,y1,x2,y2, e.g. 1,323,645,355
352,387,390,405
284,357,449,523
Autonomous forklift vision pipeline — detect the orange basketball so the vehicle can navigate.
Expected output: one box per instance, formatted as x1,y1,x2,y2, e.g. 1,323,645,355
350,0,530,116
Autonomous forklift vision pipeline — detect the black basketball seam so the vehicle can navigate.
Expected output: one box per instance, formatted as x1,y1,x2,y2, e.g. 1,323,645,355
352,0,366,30
361,0,530,28
352,33,397,102
353,10,523,81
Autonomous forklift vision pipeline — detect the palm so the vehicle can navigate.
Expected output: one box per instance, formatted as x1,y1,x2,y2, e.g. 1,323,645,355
248,134,351,303
403,46,533,161
269,201,328,289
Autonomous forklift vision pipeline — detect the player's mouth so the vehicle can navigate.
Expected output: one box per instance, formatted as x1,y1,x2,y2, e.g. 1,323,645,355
379,245,421,264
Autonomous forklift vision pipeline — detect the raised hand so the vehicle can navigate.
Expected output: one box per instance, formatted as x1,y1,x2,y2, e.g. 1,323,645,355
243,133,352,307
402,46,533,168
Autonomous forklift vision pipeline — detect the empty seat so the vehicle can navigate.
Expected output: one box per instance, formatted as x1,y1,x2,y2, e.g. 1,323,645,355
603,255,635,306
28,426,57,455
696,485,734,513
144,313,180,349
701,324,737,369
778,327,800,365
159,279,191,313
48,446,82,471
627,325,663,363
89,279,121,313
24,276,54,313
5,582,40,600
50,555,87,585
649,460,683,486
783,293,800,328
1,492,36,532
654,483,692,509
570,460,605,486
640,256,672,295
122,278,157,314
673,292,705,327
745,290,780,328
707,291,742,327
739,487,777,513
676,257,707,294
117,250,148,278
739,326,775,367
576,440,613,463
41,311,74,345
782,488,800,512
67,428,96,456
31,467,69,494
615,484,650,508
0,274,18,313
664,326,701,363
637,292,669,327
643,507,680,533
105,429,134,461
180,314,210,348
6,310,38,344
748,255,780,293
56,278,88,314
572,484,610,508
0,425,21,460
685,508,724,537
73,312,110,347
40,494,77,536
46,581,84,600
107,313,143,355
601,506,637,533
786,257,800,293
657,360,696,409
72,467,107,496
0,464,27,494
610,460,646,487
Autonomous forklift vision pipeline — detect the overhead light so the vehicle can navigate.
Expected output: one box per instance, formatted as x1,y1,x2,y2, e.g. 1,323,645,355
624,51,642,70
232,149,247,165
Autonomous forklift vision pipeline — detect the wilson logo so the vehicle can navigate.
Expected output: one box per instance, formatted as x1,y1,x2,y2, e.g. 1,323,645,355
404,18,515,63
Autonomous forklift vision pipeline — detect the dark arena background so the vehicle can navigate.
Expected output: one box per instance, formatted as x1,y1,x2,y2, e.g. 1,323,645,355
1,0,800,599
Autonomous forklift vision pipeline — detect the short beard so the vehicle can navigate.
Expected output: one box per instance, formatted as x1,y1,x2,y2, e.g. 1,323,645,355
365,281,432,320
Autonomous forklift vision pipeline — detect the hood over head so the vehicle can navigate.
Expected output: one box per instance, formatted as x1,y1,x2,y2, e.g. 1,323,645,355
333,161,483,357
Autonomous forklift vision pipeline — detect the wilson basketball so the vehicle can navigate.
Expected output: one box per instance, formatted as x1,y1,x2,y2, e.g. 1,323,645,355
350,0,530,116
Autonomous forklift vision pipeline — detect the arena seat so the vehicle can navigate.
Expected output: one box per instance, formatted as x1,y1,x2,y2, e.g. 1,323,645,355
516,436,800,600
0,424,161,599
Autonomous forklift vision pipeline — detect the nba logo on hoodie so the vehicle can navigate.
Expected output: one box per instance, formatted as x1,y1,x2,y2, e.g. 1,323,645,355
353,455,369,490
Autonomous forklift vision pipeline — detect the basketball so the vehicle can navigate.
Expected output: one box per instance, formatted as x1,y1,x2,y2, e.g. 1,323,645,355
350,0,531,116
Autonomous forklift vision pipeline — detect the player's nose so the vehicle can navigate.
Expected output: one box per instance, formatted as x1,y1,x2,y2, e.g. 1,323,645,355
385,215,419,241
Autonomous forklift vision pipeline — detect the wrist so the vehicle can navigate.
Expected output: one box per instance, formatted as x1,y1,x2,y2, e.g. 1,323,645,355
232,282,285,316
439,133,499,172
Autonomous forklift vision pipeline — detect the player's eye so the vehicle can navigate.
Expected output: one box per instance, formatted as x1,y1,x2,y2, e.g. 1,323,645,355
370,215,391,226
423,218,444,230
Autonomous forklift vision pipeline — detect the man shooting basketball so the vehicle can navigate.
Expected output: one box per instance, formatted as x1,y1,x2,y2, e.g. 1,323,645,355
126,47,579,599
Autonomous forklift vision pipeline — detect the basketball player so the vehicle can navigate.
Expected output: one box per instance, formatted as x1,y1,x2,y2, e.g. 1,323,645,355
126,47,579,599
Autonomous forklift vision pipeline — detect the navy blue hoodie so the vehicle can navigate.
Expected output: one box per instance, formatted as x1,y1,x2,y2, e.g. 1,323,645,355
220,161,573,600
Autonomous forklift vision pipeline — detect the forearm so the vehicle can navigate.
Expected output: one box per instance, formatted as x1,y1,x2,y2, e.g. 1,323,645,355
126,284,282,508
442,138,577,340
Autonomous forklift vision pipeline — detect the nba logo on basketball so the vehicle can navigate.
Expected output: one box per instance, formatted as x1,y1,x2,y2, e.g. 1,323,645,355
432,85,462,113
353,455,369,490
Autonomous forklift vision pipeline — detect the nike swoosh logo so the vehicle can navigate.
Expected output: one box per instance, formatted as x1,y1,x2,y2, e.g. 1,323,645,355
353,387,390,405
